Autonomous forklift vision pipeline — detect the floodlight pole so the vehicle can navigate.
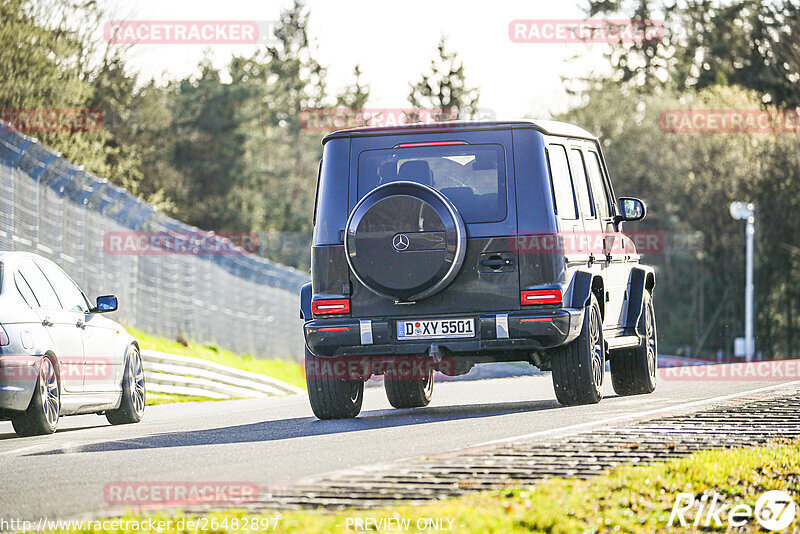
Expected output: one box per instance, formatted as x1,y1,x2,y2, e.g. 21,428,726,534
730,201,756,362
744,212,755,362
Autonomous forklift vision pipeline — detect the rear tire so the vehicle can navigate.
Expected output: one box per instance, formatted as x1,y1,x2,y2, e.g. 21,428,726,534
305,348,363,420
12,356,60,436
610,290,657,396
106,346,145,425
550,294,604,406
384,365,434,408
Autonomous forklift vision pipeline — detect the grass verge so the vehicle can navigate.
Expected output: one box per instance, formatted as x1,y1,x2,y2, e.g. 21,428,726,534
46,440,799,533
145,393,222,406
126,326,306,391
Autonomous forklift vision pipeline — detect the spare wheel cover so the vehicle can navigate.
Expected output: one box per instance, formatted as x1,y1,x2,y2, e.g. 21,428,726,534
344,181,467,302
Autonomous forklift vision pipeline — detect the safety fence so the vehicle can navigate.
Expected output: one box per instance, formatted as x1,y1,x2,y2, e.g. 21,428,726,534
0,122,308,361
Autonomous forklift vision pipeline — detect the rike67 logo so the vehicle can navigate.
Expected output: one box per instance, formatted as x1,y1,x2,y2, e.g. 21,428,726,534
669,489,796,531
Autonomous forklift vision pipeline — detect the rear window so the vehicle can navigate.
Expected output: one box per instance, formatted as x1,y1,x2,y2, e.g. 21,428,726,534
357,144,507,223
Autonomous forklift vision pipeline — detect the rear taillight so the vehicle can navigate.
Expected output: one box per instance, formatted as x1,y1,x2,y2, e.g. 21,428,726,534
0,325,8,346
311,299,350,315
521,289,562,306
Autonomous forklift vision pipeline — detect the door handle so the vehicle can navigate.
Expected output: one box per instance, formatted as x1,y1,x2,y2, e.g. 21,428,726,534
42,318,54,327
76,321,86,330
480,258,512,268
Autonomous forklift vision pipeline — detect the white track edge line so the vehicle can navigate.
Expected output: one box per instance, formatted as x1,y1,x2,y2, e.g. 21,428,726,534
467,380,800,449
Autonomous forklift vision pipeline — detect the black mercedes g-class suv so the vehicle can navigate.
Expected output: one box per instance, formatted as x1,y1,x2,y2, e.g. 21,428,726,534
301,120,657,419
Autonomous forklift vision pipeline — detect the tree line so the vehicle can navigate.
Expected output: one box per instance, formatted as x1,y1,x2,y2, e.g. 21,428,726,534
3,0,799,358
562,0,800,358
0,0,479,268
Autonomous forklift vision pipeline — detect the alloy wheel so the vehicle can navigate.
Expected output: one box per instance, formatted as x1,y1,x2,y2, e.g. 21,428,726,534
589,306,604,390
645,301,657,378
39,358,59,427
128,349,146,415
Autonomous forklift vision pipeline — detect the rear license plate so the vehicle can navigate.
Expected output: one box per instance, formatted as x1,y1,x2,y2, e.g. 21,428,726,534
397,318,475,340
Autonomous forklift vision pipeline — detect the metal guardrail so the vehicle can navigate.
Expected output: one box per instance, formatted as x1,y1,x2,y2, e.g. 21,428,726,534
141,350,305,399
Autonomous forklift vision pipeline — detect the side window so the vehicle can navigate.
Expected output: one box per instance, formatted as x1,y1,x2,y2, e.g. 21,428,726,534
546,145,578,220
569,149,594,219
15,271,39,308
36,261,90,313
586,151,611,219
17,261,61,309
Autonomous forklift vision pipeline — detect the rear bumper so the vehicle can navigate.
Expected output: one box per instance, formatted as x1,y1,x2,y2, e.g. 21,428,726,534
0,355,39,414
304,308,584,358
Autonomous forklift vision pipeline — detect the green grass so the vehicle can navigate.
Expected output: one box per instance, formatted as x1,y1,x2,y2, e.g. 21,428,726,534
145,393,222,406
127,326,306,391
42,440,800,533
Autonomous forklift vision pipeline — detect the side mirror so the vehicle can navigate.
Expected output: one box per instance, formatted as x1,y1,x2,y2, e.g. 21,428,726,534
615,197,647,223
94,295,118,313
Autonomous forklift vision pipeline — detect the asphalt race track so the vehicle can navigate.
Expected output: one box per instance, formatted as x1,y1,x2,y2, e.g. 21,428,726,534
1,363,797,521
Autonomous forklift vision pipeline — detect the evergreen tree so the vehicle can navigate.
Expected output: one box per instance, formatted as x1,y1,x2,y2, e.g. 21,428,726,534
586,0,800,108
170,55,249,230
0,1,162,197
227,0,327,266
408,36,480,121
336,64,370,110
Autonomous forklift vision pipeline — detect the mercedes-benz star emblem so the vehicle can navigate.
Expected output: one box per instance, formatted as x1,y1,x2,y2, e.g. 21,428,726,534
393,234,410,252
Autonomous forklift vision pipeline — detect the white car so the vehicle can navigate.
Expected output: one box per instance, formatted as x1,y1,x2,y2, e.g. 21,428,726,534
0,252,144,436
